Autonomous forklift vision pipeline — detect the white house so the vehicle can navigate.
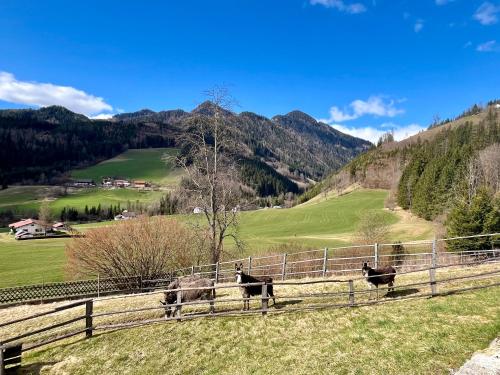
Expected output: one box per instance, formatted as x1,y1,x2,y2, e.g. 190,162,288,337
193,207,203,214
9,219,47,238
114,210,138,220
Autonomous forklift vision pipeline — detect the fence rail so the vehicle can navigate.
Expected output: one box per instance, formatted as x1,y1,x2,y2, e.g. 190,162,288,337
0,233,499,307
1,259,499,373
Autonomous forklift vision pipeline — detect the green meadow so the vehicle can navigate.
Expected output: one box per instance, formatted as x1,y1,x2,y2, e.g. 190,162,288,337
0,189,436,288
71,148,182,185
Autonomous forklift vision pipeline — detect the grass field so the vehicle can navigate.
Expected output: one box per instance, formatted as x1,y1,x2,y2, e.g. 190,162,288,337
0,186,54,214
0,189,435,288
0,264,498,374
71,148,183,185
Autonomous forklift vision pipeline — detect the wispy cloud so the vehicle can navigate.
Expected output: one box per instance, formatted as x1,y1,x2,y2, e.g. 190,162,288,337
473,2,500,25
310,0,367,14
414,19,424,32
319,95,405,123
0,71,113,117
477,40,499,52
329,122,425,143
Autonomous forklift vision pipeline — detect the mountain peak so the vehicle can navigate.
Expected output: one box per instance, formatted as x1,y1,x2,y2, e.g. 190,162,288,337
191,101,233,117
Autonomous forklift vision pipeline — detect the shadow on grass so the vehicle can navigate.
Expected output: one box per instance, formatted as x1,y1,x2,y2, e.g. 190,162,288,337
20,362,58,374
272,299,303,309
385,288,420,298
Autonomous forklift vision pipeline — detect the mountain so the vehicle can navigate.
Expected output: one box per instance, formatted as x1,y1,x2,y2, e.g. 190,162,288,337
310,102,500,221
0,104,371,196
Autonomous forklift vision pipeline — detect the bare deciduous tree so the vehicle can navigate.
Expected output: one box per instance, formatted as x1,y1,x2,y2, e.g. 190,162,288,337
478,143,500,194
355,211,391,244
176,87,244,264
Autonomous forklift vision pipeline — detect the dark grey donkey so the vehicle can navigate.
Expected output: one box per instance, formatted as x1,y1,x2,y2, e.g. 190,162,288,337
361,262,396,299
160,276,215,318
235,263,275,311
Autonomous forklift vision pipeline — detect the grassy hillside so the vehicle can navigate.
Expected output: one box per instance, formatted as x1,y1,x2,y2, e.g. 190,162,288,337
236,189,398,251
0,186,54,214
71,148,183,185
0,189,435,288
1,264,497,374
49,188,164,214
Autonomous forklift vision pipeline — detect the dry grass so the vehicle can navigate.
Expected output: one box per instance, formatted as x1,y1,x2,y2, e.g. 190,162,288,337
0,263,499,374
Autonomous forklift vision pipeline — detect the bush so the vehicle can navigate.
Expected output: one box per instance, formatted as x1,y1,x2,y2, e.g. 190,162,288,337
355,211,391,244
66,216,208,279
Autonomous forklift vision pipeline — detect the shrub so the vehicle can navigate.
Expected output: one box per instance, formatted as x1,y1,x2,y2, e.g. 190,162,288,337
66,216,208,279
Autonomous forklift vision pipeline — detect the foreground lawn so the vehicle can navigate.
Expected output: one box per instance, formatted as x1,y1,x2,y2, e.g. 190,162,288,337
0,234,67,287
0,264,497,375
71,148,183,185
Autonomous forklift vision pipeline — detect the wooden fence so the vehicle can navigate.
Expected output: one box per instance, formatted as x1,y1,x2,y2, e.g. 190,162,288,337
0,233,498,307
1,260,499,373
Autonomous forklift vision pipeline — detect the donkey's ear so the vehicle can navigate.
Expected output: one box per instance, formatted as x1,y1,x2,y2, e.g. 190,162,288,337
235,263,238,268
240,262,244,268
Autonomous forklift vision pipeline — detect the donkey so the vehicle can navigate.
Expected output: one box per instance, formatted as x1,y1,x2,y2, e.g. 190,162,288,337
361,262,396,299
235,263,275,311
160,276,216,318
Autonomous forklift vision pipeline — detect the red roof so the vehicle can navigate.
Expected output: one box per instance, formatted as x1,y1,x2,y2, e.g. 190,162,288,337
8,219,38,229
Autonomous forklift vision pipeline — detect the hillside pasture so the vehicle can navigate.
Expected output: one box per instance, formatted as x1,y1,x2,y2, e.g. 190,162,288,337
0,189,436,288
1,263,498,374
0,186,55,215
70,148,183,185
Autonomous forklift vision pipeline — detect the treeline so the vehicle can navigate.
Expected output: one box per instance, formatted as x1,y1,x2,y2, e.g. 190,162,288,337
397,109,499,220
0,106,175,185
240,158,300,196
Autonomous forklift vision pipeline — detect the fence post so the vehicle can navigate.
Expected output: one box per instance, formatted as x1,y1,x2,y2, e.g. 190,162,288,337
248,256,252,275
0,345,4,375
139,275,143,293
261,283,268,315
348,280,355,306
97,274,100,298
85,300,93,338
215,262,220,283
374,243,379,269
322,248,328,277
429,267,437,297
191,266,195,276
176,289,182,321
281,253,287,281
431,239,437,268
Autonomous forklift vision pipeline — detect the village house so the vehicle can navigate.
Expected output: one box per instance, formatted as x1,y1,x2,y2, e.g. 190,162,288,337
193,207,203,214
114,210,138,221
9,219,48,239
114,179,131,188
70,178,96,187
102,178,113,187
133,180,149,189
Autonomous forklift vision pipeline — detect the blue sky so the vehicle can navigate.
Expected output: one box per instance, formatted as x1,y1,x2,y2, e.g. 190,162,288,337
0,0,499,142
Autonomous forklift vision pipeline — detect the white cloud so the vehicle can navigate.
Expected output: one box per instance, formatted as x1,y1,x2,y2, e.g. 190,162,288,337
0,71,113,116
329,122,425,143
414,19,424,32
90,113,114,120
319,95,405,123
473,2,500,25
476,40,498,52
310,0,367,14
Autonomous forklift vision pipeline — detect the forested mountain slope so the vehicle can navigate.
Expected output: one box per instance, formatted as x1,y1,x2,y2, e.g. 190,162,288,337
313,103,500,222
0,103,371,196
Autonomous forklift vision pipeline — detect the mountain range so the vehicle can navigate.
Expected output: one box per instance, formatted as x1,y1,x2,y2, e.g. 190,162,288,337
0,103,371,195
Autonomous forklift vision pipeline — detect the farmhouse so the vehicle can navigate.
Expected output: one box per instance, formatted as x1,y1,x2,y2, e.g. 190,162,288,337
8,219,47,238
114,210,137,220
70,178,96,187
193,207,203,214
133,180,149,189
114,179,131,188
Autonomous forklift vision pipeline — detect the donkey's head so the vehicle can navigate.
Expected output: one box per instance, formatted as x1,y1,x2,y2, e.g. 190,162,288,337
235,262,244,284
361,262,371,277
